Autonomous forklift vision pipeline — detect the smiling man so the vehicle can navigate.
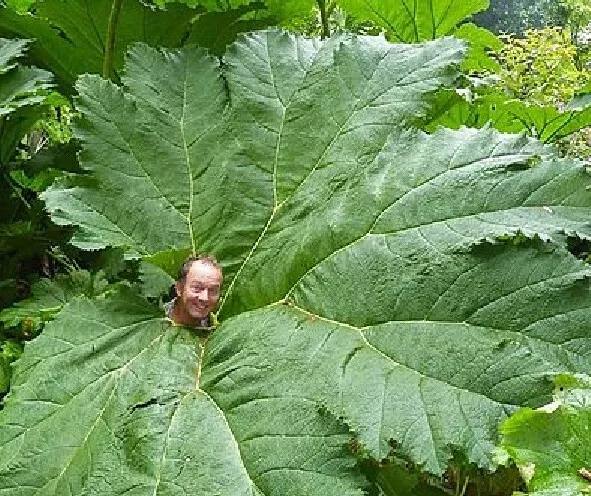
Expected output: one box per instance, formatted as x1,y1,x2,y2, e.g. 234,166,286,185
165,254,223,328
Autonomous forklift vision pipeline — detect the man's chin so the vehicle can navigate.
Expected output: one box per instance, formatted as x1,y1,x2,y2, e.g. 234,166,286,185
189,308,209,320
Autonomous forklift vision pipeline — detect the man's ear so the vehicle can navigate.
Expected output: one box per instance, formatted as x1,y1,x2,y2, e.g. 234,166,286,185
175,281,183,297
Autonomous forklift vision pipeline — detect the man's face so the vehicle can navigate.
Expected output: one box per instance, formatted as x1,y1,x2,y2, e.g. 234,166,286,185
176,261,222,320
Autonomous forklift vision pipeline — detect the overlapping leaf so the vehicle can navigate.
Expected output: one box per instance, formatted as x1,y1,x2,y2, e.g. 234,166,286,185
338,0,489,42
0,0,202,87
153,0,315,24
0,270,111,330
0,37,52,164
1,29,591,494
427,89,591,143
500,376,591,496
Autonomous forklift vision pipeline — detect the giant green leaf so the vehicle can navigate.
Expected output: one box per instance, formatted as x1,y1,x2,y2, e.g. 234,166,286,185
41,29,591,471
1,30,591,494
42,31,466,277
500,377,591,496
0,287,366,495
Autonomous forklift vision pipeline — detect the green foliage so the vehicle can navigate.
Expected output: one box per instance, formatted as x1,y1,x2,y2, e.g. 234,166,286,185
499,376,591,496
0,339,21,394
0,37,53,164
427,26,591,157
0,0,283,88
493,27,591,157
426,89,591,144
0,38,73,315
560,0,591,33
0,270,111,331
496,27,587,106
0,31,590,494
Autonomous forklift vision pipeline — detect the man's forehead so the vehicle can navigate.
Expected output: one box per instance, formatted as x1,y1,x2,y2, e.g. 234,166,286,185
186,260,222,284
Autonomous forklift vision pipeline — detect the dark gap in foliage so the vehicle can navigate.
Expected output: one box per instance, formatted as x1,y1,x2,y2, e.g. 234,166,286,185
567,235,591,261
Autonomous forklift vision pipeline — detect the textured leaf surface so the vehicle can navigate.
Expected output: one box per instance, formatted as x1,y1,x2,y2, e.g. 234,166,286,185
3,30,591,493
43,31,465,277
0,287,365,495
500,378,591,496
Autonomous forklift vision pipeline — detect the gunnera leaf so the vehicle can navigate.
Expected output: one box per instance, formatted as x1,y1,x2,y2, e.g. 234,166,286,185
1,29,591,494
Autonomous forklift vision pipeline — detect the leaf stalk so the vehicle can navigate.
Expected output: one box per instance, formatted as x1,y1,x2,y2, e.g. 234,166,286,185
103,0,124,80
317,0,330,39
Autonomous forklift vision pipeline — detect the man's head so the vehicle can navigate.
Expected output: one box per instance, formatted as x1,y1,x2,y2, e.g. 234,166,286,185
174,254,223,325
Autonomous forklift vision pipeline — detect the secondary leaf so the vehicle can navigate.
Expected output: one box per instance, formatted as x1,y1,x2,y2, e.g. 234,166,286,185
500,377,591,496
452,23,502,72
338,0,489,42
152,0,315,24
0,270,111,330
0,340,23,395
186,2,276,56
427,90,591,143
0,0,200,87
139,260,174,299
0,355,10,394
0,37,52,164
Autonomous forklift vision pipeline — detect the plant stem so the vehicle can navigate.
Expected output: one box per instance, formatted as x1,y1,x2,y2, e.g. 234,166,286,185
317,0,330,39
460,476,470,496
103,0,124,80
3,172,31,210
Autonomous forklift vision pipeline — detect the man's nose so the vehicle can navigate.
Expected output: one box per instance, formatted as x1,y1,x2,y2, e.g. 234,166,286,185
197,289,209,300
